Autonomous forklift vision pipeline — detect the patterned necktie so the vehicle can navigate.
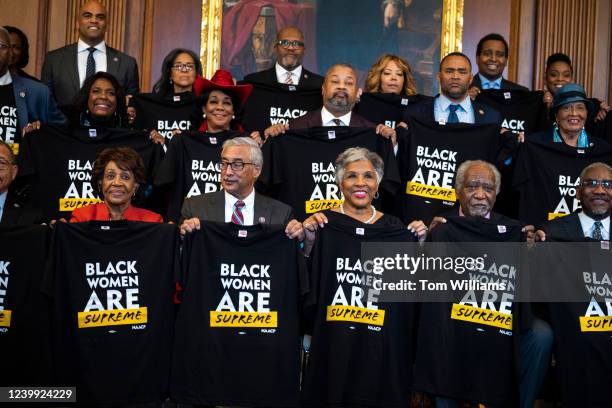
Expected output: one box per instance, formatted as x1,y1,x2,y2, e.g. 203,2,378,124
592,221,603,240
231,200,245,225
86,47,96,79
332,118,343,126
284,71,294,85
447,104,460,123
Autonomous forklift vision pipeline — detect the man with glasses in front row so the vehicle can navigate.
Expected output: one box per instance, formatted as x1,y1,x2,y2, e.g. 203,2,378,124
242,26,323,88
179,137,305,241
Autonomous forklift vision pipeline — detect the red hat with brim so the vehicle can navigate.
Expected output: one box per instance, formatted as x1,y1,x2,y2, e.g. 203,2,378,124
196,69,253,107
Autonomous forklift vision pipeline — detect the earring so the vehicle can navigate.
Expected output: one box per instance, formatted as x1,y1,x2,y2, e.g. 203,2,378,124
232,115,235,120
374,191,380,199
202,113,206,119
169,78,173,84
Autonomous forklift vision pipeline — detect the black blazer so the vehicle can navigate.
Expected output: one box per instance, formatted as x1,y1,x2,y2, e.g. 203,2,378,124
180,190,293,225
542,213,585,241
242,66,324,89
471,74,529,91
402,96,502,125
0,191,44,226
289,109,374,129
41,43,140,110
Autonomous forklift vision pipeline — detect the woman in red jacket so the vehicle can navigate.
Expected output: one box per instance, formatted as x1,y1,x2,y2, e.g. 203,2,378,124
70,146,163,222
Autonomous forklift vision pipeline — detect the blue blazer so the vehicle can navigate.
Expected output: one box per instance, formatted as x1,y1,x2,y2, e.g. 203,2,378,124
12,74,66,131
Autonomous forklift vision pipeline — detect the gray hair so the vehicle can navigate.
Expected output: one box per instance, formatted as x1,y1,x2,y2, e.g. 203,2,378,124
335,147,384,185
579,162,612,182
221,137,263,168
0,27,9,43
455,160,501,193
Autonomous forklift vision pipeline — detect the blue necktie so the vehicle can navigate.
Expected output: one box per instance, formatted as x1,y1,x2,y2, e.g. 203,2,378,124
447,104,460,124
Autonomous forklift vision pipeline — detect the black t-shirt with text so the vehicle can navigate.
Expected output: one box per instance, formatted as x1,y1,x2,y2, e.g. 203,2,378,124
415,216,522,407
171,221,307,407
536,239,612,408
513,138,612,227
259,127,401,221
398,118,502,224
476,90,547,136
0,225,50,386
154,130,241,222
354,93,432,129
302,211,417,408
44,221,178,405
240,81,322,132
131,92,196,141
0,84,19,155
17,125,163,220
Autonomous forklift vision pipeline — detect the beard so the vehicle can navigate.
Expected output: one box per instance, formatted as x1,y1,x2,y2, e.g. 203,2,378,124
326,92,354,114
443,83,468,100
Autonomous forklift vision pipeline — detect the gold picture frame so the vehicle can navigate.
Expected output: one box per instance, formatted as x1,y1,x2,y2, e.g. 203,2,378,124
200,0,463,79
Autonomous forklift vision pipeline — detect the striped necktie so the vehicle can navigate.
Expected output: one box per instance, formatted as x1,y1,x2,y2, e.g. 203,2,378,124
284,71,294,85
231,200,245,225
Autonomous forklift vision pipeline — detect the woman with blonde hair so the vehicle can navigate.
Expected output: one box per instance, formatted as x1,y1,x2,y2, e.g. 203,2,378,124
364,54,417,95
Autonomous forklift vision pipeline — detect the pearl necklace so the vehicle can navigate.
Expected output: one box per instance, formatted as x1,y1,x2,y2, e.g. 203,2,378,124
340,204,377,224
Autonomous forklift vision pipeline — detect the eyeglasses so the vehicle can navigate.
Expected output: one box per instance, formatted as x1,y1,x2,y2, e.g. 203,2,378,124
171,63,196,72
220,161,255,172
277,40,304,48
581,179,612,190
0,159,15,170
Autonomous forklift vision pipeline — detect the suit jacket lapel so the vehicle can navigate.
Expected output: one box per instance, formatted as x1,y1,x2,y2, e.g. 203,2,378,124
568,214,585,239
106,47,120,79
253,193,269,224
11,77,28,130
209,190,226,222
1,192,20,226
67,44,80,96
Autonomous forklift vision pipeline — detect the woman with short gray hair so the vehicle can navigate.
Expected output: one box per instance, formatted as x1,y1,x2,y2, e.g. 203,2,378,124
302,147,427,254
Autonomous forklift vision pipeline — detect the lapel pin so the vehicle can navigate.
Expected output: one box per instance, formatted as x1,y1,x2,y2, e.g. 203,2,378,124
19,91,26,98
113,57,119,62
14,202,21,208
478,109,484,115
304,74,308,79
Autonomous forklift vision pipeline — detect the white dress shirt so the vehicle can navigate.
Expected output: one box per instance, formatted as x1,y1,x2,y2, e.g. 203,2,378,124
433,94,475,124
321,107,351,126
224,189,256,225
578,212,610,240
275,63,302,85
77,39,108,87
0,191,7,222
0,71,12,85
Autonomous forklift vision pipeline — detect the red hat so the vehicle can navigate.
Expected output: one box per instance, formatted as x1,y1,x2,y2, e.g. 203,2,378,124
197,69,253,107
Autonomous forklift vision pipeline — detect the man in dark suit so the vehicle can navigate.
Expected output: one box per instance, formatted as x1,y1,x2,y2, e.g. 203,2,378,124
263,63,397,145
180,137,305,240
469,33,529,95
539,162,611,241
41,0,139,113
0,27,65,140
242,26,323,88
403,52,502,125
0,141,42,225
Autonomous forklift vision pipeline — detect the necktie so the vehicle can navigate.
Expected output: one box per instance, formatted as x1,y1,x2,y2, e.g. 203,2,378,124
86,47,96,79
592,221,603,240
332,118,343,126
447,104,460,124
231,200,245,225
284,71,294,85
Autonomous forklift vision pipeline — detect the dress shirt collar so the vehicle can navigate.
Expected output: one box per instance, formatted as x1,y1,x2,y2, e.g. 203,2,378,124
225,188,256,211
0,70,12,86
437,93,471,115
78,38,106,54
275,63,302,84
578,211,610,240
478,73,502,90
321,106,352,126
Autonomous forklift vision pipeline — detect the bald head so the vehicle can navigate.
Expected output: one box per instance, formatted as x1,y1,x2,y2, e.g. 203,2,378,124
274,26,305,71
78,0,107,46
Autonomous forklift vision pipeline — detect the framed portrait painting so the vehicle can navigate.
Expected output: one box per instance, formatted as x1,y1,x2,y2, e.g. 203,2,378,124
200,0,463,95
